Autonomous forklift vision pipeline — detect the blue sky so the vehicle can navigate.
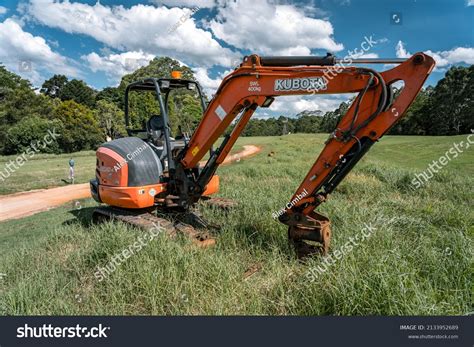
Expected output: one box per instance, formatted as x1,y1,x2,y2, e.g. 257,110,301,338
0,0,473,117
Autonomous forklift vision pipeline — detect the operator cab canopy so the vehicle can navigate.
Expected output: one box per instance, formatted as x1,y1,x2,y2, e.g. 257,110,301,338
124,77,205,138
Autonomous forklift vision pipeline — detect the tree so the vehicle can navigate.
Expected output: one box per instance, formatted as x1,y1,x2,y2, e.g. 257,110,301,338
119,57,195,86
389,87,431,135
40,74,68,98
96,87,123,109
95,100,126,140
295,115,322,133
54,100,103,152
59,79,96,108
171,93,204,134
0,65,56,154
3,116,63,154
422,65,473,135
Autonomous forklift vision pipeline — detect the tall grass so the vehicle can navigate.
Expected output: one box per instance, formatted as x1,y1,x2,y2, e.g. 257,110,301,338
0,134,472,315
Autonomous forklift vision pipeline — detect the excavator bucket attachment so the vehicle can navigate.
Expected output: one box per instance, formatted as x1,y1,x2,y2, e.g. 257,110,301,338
287,211,331,259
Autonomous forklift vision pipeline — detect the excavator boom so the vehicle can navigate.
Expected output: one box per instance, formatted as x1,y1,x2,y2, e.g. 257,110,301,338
172,52,435,257
91,52,435,258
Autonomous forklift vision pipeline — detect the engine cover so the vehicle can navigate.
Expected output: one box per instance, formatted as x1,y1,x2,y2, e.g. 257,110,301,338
92,137,165,209
96,137,163,187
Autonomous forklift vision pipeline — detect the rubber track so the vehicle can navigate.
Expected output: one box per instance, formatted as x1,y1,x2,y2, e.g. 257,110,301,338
92,206,215,246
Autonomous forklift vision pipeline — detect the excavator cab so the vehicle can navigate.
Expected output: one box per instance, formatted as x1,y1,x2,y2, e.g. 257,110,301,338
90,74,219,210
124,76,207,154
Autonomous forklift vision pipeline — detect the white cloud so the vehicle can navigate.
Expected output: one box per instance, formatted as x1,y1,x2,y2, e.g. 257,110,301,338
466,0,474,6
436,47,474,65
153,0,216,8
0,6,8,15
82,50,155,84
267,94,352,117
208,0,343,55
396,40,474,67
274,46,312,56
0,18,81,85
23,0,237,68
351,52,379,59
395,40,410,59
193,67,223,96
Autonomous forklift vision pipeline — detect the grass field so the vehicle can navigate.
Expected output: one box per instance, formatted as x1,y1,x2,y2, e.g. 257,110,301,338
0,134,472,315
0,151,96,195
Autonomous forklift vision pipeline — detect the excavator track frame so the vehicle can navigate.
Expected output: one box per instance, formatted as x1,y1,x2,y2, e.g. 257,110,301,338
92,206,215,247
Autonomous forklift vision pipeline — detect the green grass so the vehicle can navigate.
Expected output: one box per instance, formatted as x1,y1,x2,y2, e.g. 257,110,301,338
0,151,96,194
0,134,472,315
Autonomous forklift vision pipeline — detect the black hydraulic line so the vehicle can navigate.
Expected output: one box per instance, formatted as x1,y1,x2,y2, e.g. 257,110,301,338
349,69,388,136
196,132,231,192
259,55,406,67
321,137,374,196
339,58,406,64
297,69,388,208
195,104,254,192
347,72,374,134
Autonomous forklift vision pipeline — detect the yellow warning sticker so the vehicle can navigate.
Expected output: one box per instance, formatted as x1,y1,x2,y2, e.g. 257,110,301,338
192,146,199,156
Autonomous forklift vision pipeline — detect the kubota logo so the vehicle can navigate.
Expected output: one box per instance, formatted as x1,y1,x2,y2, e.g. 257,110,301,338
274,77,327,92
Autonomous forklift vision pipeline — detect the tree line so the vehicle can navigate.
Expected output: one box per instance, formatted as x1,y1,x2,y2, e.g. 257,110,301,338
0,59,472,155
0,57,202,155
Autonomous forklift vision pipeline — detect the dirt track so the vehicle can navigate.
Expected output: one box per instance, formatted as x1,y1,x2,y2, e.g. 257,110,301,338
0,145,261,222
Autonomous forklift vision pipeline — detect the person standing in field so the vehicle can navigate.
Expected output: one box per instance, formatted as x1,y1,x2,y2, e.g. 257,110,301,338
69,158,75,184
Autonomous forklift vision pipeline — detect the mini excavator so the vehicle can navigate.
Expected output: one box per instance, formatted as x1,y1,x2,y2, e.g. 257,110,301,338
90,53,435,258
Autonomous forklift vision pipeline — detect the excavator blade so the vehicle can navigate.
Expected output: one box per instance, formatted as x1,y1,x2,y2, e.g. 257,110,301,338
287,211,331,259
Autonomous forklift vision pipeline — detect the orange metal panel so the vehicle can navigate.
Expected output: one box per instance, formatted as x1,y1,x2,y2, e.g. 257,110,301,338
99,183,166,209
96,147,129,187
203,175,219,196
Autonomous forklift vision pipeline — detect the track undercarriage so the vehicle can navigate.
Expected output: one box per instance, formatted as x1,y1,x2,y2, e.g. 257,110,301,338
91,197,237,248
92,197,331,258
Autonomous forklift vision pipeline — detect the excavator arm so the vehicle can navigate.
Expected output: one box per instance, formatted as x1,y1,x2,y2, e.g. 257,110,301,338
172,52,435,257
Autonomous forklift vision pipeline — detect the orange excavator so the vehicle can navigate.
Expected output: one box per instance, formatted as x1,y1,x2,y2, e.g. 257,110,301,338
90,53,435,257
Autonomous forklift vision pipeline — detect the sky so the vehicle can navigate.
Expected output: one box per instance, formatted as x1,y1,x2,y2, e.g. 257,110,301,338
0,0,473,118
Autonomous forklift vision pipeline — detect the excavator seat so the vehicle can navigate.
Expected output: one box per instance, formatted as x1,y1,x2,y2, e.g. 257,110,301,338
146,114,185,166
147,115,166,141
